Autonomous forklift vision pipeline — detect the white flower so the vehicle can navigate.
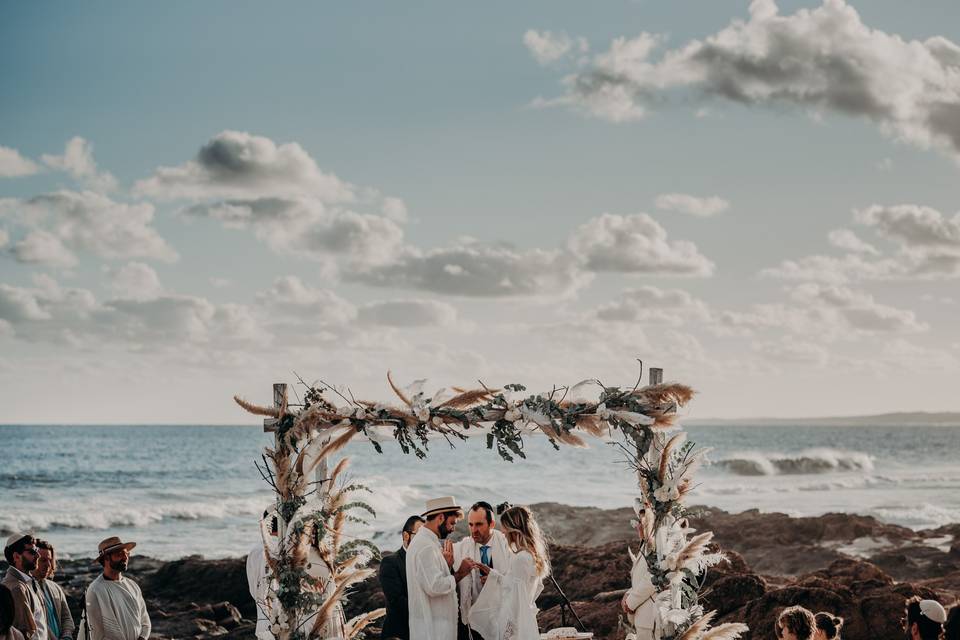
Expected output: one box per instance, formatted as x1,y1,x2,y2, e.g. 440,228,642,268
653,480,680,503
504,406,521,422
432,416,444,427
596,403,610,420
414,405,430,422
353,407,366,420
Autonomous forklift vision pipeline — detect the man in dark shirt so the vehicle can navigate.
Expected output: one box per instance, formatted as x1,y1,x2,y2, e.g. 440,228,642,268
378,515,423,640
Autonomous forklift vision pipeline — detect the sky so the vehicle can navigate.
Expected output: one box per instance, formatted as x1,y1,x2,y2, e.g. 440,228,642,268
2,0,960,423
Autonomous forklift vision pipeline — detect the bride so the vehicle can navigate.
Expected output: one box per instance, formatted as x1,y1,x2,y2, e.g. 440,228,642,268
468,505,550,640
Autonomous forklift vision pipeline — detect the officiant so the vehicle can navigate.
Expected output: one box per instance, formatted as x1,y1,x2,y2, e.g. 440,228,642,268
453,502,509,640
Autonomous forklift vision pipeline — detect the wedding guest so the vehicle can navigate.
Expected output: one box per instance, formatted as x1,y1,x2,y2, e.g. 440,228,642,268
84,537,150,640
775,605,816,640
468,505,550,640
904,597,946,640
2,533,46,640
31,541,74,640
1,585,26,640
945,605,960,640
813,612,843,640
406,497,470,640
453,501,509,640
378,515,423,640
246,511,278,640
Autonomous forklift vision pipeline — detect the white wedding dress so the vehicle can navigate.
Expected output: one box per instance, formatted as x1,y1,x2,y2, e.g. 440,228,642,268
468,549,544,640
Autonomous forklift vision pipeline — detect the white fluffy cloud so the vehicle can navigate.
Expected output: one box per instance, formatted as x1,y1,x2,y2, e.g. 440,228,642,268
8,191,177,266
523,30,587,65
0,145,41,177
596,285,710,324
654,193,729,217
357,299,458,327
255,276,357,326
827,229,879,255
107,262,164,301
41,137,117,192
568,213,714,276
535,0,960,162
135,130,354,202
790,283,927,334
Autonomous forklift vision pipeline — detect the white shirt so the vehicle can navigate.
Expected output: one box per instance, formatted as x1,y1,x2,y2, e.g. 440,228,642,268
405,527,458,640
452,529,510,626
84,575,150,640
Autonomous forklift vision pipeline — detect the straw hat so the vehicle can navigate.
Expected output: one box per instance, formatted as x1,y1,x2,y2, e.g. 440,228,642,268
421,496,461,518
96,536,137,561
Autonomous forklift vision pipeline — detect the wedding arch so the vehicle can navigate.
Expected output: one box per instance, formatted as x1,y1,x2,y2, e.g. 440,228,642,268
235,365,749,640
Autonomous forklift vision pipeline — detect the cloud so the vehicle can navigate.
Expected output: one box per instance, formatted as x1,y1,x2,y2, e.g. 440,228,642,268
827,229,879,255
134,130,354,202
568,213,714,275
790,283,927,333
107,262,163,301
654,193,730,217
8,190,177,266
255,276,356,326
41,137,117,192
348,243,590,297
855,204,960,250
596,285,710,324
753,337,830,365
357,299,459,327
523,30,586,65
0,145,41,178
0,229,7,248
537,0,960,163
184,197,403,267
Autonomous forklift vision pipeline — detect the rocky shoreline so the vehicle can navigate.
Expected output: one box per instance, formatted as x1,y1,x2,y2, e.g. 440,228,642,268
8,504,957,640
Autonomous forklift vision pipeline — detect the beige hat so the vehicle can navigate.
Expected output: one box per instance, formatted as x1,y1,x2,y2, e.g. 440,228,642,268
919,599,947,624
4,532,32,551
96,536,137,561
421,496,461,518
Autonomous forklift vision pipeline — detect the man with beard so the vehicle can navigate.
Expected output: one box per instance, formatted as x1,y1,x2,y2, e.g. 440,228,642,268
84,537,150,640
406,497,473,640
31,540,74,640
2,533,47,640
453,502,510,640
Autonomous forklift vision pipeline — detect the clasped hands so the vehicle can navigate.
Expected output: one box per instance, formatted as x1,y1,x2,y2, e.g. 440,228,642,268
443,540,491,582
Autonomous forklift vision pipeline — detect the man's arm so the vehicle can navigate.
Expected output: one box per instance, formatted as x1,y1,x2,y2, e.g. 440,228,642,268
377,556,405,611
84,589,104,640
412,548,456,597
56,585,76,640
135,583,151,640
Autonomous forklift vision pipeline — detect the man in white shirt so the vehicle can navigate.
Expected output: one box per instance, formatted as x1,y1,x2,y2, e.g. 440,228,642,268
405,497,474,640
84,537,150,640
453,502,510,640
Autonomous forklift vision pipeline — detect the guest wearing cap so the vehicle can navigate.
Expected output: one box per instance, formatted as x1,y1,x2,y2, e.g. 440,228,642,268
31,541,74,640
904,596,946,640
405,497,471,640
1,533,46,640
453,501,509,640
84,537,150,640
378,515,423,640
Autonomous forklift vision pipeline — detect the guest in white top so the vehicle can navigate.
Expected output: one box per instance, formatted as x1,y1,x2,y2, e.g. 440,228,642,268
84,537,150,640
405,497,472,640
468,506,549,640
453,501,510,640
246,511,278,640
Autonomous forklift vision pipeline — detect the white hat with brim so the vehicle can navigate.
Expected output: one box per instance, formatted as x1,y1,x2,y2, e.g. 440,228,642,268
919,599,947,624
4,532,32,551
421,496,461,519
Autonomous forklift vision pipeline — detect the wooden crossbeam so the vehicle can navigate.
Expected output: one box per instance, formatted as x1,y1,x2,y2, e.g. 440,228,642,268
263,382,287,432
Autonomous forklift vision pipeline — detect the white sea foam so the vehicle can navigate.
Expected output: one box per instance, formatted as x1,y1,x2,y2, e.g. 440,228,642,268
714,448,874,476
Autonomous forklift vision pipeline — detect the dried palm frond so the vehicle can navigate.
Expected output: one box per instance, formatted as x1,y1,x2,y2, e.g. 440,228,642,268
386,370,412,406
538,422,587,448
329,457,350,486
234,395,281,417
679,611,717,640
638,383,696,407
658,433,686,482
314,428,357,466
673,532,714,570
344,608,386,639
438,388,495,408
700,623,749,640
309,568,376,638
575,414,606,438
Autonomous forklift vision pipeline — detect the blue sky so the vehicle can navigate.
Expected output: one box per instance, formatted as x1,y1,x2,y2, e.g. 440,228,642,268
2,0,960,422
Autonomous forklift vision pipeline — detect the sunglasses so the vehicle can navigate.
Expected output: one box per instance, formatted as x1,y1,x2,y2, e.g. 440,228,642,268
21,546,38,555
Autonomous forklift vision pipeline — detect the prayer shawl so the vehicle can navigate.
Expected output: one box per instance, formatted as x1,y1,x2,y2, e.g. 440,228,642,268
245,542,273,640
405,527,457,640
37,579,75,640
2,567,47,640
452,530,510,628
468,550,543,640
84,575,150,640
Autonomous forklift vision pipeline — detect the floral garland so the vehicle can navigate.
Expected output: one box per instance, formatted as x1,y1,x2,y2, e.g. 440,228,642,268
236,368,748,640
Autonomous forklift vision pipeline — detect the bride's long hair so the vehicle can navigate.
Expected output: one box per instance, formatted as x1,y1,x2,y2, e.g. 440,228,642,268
499,505,550,577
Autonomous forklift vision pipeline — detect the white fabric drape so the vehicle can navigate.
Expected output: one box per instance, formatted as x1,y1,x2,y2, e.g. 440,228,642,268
467,550,543,640
452,529,510,628
406,527,458,640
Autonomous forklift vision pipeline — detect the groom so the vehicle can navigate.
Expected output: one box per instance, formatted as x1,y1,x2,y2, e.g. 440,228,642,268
453,501,510,640
406,497,473,640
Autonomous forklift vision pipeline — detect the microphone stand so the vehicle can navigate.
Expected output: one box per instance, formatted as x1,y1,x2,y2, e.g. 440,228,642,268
549,574,585,632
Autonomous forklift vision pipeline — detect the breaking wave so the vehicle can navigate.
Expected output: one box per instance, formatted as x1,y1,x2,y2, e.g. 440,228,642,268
713,448,874,476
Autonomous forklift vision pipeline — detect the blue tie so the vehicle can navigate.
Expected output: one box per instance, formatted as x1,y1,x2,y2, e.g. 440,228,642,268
480,545,491,567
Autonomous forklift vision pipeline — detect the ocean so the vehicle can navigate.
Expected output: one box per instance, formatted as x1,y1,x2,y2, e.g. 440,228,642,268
2,423,959,561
